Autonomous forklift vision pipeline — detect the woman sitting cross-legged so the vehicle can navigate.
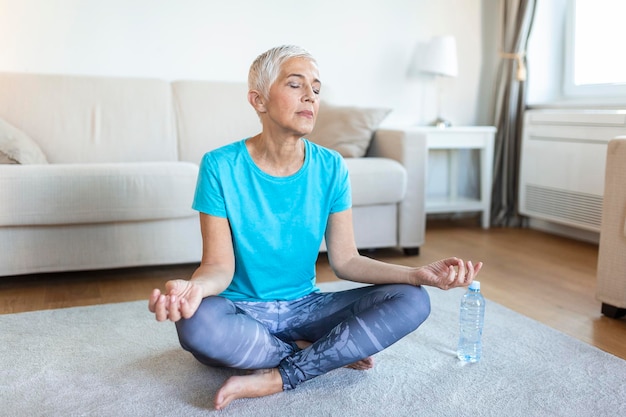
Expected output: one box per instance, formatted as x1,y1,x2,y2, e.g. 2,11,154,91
148,44,483,410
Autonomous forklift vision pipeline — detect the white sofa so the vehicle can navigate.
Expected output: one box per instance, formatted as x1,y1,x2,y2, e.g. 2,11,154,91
0,72,426,277
596,137,626,318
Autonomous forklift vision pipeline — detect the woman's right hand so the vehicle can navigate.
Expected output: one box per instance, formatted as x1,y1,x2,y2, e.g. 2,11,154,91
148,279,204,322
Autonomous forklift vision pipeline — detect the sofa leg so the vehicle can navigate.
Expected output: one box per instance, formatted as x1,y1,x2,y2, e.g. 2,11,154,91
601,303,626,319
403,247,420,256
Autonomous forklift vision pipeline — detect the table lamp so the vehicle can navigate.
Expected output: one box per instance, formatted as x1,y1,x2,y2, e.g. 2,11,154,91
412,35,458,127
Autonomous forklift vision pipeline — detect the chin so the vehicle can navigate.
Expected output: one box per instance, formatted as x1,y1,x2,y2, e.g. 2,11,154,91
300,124,316,137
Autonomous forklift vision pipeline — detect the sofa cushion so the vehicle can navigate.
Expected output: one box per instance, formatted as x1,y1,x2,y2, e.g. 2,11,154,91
0,117,48,164
0,162,198,226
308,102,391,158
345,157,406,206
172,81,261,165
0,73,178,163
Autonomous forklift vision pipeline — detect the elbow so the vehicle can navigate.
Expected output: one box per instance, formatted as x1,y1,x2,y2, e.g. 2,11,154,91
328,250,360,281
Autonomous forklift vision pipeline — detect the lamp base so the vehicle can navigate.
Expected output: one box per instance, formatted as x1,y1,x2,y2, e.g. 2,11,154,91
431,117,452,128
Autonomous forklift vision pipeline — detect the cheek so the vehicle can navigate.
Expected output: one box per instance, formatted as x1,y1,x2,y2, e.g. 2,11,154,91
275,95,297,112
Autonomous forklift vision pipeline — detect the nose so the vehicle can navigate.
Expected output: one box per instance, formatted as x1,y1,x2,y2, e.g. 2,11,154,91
303,85,317,102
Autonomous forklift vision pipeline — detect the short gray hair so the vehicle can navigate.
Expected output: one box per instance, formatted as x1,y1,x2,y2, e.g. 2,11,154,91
248,45,317,99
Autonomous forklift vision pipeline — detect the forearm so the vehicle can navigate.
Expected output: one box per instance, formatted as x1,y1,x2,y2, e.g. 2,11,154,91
332,254,482,291
331,254,417,286
190,263,234,297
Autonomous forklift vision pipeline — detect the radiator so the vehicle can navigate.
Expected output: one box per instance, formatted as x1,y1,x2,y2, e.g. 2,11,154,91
519,109,626,232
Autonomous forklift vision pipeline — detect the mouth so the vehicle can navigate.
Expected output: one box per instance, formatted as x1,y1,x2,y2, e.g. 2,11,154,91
298,110,314,119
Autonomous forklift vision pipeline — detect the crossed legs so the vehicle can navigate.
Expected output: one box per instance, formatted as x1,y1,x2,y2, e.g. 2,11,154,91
175,284,431,409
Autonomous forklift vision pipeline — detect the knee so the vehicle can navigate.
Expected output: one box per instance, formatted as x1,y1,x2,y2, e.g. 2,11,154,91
401,284,431,326
175,296,233,355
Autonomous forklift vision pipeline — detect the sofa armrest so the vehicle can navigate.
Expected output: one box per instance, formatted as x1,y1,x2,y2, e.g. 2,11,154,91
367,128,427,250
597,137,626,311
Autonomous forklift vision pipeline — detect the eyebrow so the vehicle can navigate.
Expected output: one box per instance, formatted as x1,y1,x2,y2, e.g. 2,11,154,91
287,73,322,85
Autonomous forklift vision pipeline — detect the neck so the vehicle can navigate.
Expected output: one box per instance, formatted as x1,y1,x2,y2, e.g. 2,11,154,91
246,134,305,177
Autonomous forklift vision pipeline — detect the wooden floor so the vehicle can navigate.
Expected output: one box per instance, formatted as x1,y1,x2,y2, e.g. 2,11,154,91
1,218,625,360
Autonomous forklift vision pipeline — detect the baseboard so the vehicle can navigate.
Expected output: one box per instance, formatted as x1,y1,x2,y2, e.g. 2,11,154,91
527,218,599,245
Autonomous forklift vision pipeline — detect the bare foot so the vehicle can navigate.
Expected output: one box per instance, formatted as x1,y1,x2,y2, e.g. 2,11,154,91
214,368,283,410
294,340,375,370
345,356,375,370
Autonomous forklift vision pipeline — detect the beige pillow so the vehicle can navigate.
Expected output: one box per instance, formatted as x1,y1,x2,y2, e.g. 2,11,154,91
0,117,48,164
308,102,391,157
0,152,18,164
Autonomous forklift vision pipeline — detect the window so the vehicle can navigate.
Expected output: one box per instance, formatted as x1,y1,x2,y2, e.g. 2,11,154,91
564,0,626,97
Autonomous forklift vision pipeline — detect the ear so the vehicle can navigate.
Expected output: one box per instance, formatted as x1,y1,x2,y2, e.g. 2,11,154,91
248,90,267,113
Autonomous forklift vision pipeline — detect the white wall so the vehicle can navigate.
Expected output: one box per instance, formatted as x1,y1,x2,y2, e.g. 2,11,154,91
0,0,486,127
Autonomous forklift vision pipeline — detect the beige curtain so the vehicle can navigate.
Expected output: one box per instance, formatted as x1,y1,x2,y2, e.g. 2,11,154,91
490,0,537,227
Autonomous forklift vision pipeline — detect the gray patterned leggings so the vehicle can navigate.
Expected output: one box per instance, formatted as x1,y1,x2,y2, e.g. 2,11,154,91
175,284,430,390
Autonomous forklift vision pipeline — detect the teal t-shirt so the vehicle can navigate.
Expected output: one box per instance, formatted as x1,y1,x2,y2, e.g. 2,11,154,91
192,138,351,301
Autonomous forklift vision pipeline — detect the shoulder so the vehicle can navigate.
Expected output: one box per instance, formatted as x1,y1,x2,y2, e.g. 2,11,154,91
204,139,244,159
304,139,345,165
200,139,247,166
303,139,349,187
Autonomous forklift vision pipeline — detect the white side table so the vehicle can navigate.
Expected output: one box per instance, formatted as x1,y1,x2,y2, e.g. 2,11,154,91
408,126,496,229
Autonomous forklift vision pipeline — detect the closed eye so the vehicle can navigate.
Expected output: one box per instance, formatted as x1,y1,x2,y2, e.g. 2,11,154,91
287,77,321,95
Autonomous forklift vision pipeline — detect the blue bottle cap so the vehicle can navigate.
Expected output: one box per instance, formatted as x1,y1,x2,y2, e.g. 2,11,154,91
469,281,481,290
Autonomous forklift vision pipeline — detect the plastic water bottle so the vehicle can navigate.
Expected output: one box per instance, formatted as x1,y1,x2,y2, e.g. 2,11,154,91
457,281,485,362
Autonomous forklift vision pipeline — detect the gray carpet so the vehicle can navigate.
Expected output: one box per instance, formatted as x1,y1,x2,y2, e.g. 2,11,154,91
1,280,625,417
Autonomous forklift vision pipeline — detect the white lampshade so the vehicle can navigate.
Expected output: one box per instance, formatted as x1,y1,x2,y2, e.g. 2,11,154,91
413,35,458,78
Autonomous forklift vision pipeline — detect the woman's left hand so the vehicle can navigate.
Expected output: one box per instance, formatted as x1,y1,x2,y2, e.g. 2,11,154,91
412,257,483,290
